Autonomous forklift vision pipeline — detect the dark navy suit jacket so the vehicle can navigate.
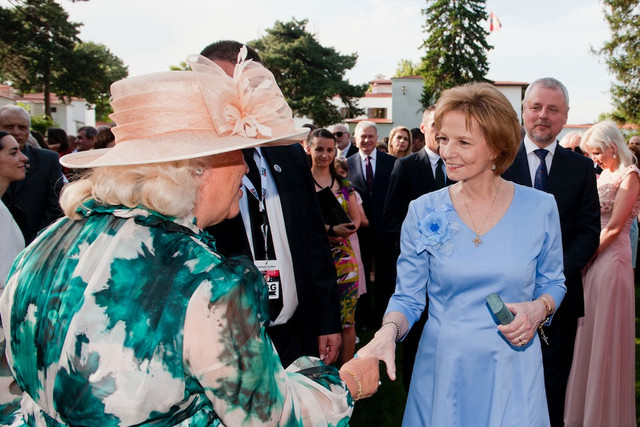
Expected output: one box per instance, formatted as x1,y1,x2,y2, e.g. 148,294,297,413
502,142,600,317
347,149,396,237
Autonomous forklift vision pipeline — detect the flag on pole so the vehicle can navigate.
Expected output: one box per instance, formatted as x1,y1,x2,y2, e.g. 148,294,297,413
489,11,502,32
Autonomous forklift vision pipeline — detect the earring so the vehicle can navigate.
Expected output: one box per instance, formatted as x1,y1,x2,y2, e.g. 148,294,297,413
613,154,617,159
195,168,204,176
490,164,496,171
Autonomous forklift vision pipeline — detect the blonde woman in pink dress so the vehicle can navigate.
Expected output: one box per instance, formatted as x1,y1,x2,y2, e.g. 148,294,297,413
565,120,640,427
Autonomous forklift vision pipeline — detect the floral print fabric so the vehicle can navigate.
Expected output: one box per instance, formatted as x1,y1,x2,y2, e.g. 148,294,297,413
0,200,352,426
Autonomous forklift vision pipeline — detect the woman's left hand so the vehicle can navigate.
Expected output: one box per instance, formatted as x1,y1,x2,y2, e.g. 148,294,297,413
497,300,546,347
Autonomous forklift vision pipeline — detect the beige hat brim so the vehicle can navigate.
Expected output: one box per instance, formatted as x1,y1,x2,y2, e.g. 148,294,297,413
60,128,309,168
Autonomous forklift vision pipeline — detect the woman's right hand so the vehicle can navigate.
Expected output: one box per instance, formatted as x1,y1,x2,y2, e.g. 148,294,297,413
339,356,380,400
353,324,398,381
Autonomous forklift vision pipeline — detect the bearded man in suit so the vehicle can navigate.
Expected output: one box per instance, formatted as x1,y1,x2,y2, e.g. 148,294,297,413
502,77,600,427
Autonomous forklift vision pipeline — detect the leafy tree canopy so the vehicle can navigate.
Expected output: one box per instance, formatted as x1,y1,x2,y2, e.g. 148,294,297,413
598,0,640,124
0,0,127,120
394,59,421,78
250,18,367,127
418,0,493,107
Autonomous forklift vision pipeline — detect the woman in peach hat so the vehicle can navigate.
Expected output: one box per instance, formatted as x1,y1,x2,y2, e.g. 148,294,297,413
0,50,378,426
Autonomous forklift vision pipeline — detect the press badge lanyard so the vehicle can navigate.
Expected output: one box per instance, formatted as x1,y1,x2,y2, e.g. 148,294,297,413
242,151,270,261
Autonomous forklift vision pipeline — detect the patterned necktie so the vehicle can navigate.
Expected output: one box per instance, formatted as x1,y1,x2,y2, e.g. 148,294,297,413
435,158,446,189
534,149,549,190
365,156,374,190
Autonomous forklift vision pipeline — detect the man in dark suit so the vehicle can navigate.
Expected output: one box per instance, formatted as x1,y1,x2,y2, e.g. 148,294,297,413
329,124,358,159
502,77,600,427
200,40,342,368
382,105,453,391
0,105,63,244
347,120,396,329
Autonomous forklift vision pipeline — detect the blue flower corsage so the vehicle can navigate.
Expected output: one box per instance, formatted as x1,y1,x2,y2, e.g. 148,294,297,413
415,204,459,256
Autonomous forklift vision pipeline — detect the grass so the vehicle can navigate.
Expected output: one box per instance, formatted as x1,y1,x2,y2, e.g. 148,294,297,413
349,330,407,427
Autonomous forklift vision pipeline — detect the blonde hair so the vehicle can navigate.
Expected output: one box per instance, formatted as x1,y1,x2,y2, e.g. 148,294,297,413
581,120,635,167
61,159,207,220
434,82,521,175
559,130,582,149
388,126,413,159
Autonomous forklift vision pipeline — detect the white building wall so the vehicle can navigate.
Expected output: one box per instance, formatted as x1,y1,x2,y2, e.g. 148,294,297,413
391,78,425,130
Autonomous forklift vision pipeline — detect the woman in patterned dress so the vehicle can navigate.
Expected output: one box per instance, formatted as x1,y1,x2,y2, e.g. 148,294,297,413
308,129,361,365
0,53,379,426
565,121,640,426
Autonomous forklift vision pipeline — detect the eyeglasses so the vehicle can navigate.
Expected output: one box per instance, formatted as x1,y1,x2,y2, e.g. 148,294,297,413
333,131,346,138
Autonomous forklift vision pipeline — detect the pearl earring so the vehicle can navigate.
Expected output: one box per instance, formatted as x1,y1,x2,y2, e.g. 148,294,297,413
490,164,496,171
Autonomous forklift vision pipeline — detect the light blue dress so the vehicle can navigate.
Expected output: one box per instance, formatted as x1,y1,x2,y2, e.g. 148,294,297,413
386,183,566,427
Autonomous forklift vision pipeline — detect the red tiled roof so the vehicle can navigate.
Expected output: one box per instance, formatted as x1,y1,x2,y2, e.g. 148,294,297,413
364,93,392,98
17,92,84,103
493,81,529,87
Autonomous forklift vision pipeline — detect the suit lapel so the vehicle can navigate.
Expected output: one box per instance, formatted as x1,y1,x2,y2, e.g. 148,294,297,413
348,154,366,191
512,142,532,187
416,149,437,188
12,145,37,195
546,145,568,194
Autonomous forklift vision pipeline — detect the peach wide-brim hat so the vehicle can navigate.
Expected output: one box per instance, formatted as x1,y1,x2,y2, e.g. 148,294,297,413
61,49,308,168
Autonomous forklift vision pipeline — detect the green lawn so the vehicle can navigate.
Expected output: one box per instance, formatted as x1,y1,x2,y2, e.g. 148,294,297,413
349,330,406,427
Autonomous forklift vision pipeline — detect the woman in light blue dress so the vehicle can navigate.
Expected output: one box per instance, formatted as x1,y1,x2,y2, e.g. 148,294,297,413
359,83,566,426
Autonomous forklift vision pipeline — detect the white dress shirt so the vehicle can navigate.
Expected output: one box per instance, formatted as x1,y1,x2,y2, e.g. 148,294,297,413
238,148,298,326
524,137,557,186
358,149,378,177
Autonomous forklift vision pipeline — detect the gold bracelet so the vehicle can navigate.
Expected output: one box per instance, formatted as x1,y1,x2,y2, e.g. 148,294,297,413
382,320,401,341
538,296,552,316
341,369,363,401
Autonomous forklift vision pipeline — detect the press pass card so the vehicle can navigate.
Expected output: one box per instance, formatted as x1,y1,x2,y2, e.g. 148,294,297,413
254,260,281,300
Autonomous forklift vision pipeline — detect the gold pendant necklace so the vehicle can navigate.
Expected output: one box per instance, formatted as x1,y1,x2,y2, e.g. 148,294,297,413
461,179,501,247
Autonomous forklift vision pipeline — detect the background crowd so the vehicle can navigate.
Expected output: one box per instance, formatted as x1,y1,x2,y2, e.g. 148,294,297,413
0,41,638,426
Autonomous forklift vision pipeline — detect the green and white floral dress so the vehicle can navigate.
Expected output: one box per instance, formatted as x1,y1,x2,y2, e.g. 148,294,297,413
0,201,353,426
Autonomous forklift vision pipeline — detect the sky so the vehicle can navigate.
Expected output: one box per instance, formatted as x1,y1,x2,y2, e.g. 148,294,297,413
56,0,612,125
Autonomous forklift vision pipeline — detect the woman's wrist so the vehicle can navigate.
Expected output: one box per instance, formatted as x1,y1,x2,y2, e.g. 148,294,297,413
378,321,401,342
339,369,363,401
536,297,552,325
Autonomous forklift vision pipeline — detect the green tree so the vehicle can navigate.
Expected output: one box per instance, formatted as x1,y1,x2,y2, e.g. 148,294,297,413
250,19,367,127
56,42,128,121
0,0,80,116
0,0,127,120
169,61,191,71
418,0,493,107
597,0,640,124
394,59,421,77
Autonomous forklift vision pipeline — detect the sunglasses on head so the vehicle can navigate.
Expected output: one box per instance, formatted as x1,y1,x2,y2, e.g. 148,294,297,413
333,131,346,138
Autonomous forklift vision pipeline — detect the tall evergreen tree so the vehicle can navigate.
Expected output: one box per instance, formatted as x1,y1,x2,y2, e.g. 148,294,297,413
598,0,640,124
418,0,492,107
250,19,367,127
